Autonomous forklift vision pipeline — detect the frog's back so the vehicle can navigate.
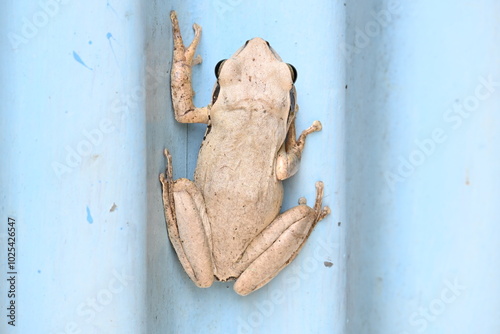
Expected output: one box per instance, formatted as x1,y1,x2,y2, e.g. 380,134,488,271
194,106,287,280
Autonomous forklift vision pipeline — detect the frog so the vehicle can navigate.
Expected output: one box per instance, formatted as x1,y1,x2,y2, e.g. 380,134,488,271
160,11,331,296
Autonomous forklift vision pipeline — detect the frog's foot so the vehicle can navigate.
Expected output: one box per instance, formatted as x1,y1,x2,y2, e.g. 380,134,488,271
169,11,208,124
312,181,331,222
301,120,322,139
276,119,323,181
233,182,330,296
160,149,214,288
170,10,202,67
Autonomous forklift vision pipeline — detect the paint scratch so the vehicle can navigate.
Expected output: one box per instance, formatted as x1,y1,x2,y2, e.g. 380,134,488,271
106,0,118,16
106,32,120,66
73,51,93,70
86,206,94,224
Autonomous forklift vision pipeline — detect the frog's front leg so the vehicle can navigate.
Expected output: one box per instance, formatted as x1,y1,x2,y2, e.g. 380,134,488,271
276,112,323,180
233,182,331,296
170,10,209,124
159,149,214,287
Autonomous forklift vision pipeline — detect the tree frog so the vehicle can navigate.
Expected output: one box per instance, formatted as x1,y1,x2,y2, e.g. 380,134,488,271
160,11,330,296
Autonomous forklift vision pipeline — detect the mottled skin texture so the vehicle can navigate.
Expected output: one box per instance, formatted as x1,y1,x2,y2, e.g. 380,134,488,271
160,11,330,295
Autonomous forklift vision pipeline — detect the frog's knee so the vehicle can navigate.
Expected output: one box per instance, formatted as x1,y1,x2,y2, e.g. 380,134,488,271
234,279,253,296
194,274,214,288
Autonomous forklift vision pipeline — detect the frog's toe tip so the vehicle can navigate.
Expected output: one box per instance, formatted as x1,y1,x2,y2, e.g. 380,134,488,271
192,54,203,65
193,23,202,32
316,206,331,222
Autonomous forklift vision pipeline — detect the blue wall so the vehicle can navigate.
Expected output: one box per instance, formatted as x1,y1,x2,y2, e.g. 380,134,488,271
1,1,147,333
1,0,344,333
346,1,500,333
1,0,499,333
146,1,345,334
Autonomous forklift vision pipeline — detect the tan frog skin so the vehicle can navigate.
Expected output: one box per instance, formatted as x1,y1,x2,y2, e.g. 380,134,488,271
160,11,331,296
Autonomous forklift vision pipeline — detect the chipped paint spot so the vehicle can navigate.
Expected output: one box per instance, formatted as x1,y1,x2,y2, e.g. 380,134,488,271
324,261,333,267
72,51,93,70
110,203,117,212
106,0,118,16
86,206,94,224
106,32,120,66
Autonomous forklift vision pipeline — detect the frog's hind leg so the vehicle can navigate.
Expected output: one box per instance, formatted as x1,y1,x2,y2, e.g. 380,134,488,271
160,149,214,288
233,182,330,296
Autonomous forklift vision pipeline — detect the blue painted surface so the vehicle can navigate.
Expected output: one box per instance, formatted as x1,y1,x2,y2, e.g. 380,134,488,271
4,0,498,333
146,1,344,334
0,0,343,333
345,1,500,333
1,1,147,333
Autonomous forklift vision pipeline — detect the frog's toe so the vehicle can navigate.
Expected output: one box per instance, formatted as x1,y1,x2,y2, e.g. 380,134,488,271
312,120,322,131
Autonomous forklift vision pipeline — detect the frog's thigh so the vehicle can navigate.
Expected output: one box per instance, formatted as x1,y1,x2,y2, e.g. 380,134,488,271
170,179,214,288
233,204,318,296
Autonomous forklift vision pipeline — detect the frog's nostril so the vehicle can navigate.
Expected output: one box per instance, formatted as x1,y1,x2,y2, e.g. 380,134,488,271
266,41,270,48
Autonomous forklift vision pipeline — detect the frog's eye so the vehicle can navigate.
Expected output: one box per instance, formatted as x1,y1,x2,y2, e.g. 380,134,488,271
287,64,297,84
215,59,227,78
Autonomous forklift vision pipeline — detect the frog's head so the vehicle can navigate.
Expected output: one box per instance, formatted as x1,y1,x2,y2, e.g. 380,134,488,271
211,38,297,115
235,37,284,61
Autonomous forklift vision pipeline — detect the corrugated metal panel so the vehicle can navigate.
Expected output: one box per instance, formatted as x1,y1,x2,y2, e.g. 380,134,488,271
345,1,500,333
147,1,345,334
1,1,344,333
1,1,147,333
3,0,498,334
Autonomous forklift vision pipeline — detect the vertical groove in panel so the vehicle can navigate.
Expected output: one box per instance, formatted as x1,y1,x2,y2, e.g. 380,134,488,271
146,1,346,333
346,1,500,333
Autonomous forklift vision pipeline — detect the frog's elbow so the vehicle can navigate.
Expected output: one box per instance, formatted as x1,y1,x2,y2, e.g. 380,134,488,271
276,158,287,180
276,155,300,180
